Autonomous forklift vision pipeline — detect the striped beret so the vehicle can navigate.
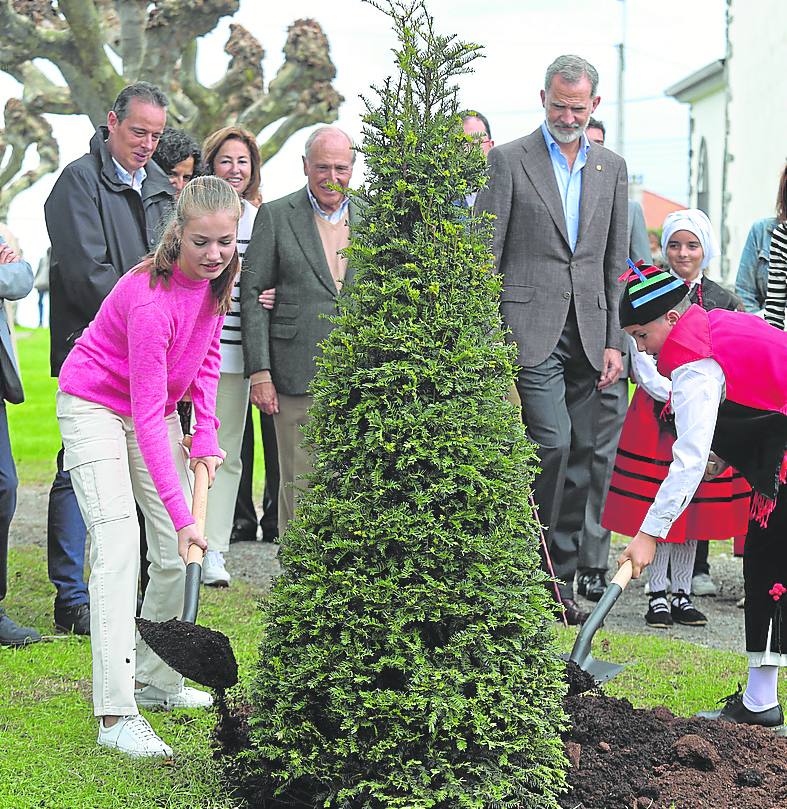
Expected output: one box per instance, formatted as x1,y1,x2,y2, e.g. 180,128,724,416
618,261,689,327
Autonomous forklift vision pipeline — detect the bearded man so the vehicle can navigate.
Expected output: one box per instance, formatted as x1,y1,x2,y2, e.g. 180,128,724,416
475,54,628,625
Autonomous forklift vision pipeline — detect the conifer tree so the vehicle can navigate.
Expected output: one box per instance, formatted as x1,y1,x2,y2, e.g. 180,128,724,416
245,2,568,805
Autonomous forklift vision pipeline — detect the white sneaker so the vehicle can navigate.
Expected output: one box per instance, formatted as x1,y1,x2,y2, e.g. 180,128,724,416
135,683,214,711
692,572,718,596
201,550,230,587
97,714,173,758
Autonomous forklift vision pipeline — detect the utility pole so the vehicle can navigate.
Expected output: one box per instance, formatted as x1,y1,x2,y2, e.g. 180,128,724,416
616,0,626,159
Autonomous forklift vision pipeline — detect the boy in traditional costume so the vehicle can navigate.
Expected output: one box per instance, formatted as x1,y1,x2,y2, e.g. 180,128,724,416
618,262,787,728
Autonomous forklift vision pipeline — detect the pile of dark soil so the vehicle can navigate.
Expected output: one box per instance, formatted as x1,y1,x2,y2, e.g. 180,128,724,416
136,617,238,690
561,663,787,808
214,665,787,808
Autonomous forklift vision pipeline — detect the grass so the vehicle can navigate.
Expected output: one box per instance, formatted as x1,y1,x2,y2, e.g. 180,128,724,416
3,543,781,809
1,544,260,809
8,328,268,491
8,329,59,484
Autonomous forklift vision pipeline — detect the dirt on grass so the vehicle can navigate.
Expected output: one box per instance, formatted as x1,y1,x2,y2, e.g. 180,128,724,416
561,663,787,809
212,665,787,809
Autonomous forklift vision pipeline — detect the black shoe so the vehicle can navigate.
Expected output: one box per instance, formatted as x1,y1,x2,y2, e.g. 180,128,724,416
671,591,707,626
229,520,257,543
559,597,590,626
260,527,279,544
54,603,90,635
696,685,784,728
0,608,42,647
645,591,673,628
577,570,607,602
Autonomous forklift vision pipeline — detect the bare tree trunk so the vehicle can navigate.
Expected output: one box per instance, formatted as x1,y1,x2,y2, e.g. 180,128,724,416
0,0,343,216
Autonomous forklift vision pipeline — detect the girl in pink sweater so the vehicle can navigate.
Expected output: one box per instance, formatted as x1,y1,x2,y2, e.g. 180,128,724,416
57,176,240,758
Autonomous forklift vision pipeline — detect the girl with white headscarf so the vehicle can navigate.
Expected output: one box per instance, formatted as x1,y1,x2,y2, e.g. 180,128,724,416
602,209,750,630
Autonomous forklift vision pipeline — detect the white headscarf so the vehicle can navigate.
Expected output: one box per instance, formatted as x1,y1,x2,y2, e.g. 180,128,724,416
661,208,720,271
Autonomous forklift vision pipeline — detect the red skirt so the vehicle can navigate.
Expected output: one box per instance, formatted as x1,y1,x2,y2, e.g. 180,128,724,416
602,387,752,542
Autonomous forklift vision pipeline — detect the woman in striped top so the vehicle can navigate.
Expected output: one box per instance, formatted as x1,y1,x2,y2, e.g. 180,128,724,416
199,127,261,586
765,165,787,330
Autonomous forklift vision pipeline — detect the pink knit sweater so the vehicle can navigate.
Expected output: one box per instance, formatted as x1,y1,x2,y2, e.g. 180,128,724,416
59,264,223,531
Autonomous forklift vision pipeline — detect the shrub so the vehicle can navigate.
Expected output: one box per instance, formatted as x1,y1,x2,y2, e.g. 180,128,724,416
246,2,568,806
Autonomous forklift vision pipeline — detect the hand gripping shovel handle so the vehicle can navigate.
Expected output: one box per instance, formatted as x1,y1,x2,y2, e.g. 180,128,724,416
568,560,633,668
182,461,209,624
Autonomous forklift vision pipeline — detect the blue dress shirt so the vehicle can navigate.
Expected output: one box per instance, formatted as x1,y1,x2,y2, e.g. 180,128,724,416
112,157,146,196
540,121,590,252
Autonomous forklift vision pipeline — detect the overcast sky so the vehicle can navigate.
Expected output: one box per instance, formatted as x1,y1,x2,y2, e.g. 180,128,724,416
2,0,727,317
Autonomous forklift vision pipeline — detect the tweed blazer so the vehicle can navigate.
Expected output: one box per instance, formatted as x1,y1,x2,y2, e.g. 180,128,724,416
241,186,358,395
476,127,628,370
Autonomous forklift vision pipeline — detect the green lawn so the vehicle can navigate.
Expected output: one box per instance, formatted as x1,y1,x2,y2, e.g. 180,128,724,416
1,545,260,809
8,329,60,484
8,328,267,491
2,542,777,809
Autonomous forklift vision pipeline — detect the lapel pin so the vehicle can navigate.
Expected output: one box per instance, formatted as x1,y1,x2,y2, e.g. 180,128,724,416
596,164,602,171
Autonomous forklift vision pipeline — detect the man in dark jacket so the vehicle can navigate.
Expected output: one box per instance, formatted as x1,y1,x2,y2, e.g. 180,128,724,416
44,82,173,634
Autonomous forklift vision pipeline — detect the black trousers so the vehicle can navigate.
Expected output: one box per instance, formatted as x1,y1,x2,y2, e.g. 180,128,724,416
234,404,279,540
0,402,17,602
515,307,599,601
744,486,787,657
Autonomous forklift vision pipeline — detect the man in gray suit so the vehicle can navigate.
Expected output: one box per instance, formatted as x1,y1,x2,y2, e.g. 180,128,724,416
576,118,651,601
476,55,628,625
241,127,358,535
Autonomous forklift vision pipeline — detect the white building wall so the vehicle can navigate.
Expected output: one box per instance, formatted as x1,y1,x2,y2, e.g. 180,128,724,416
688,89,726,280
723,0,787,281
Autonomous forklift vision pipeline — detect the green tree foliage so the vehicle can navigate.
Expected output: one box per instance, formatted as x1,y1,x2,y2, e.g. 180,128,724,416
246,2,568,806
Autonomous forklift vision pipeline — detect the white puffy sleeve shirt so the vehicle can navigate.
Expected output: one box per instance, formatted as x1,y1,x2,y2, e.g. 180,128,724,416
639,357,726,538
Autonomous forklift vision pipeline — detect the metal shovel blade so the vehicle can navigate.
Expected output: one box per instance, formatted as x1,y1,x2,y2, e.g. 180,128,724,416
135,462,238,691
561,560,632,685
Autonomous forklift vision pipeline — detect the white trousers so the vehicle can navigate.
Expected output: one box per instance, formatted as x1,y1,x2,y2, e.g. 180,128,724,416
204,373,250,552
57,391,190,716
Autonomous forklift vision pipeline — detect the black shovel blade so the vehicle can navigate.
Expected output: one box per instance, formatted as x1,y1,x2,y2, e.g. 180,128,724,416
560,580,627,686
136,617,238,690
561,653,625,685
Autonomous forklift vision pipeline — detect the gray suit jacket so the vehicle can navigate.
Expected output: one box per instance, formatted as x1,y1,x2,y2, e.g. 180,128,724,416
241,186,358,395
0,236,34,403
476,128,628,370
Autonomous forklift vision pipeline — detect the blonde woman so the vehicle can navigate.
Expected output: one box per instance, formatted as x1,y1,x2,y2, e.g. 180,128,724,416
57,176,238,757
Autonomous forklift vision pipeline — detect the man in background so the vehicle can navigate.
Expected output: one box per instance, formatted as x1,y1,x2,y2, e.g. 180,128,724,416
476,55,628,625
45,82,173,634
460,110,494,208
242,127,360,535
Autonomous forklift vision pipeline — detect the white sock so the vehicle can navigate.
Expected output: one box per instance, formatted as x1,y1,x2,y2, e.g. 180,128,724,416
742,665,780,712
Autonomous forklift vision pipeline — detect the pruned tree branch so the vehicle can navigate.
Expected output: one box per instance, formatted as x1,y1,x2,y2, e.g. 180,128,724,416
238,19,342,137
0,4,343,218
179,39,221,139
56,0,123,115
115,0,148,79
139,0,239,86
0,0,71,64
0,98,59,220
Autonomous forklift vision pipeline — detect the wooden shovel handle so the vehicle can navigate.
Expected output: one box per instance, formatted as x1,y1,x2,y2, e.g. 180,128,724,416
611,559,633,591
186,461,210,566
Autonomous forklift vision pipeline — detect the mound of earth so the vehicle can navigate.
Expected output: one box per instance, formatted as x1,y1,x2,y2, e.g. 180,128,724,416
561,663,787,808
213,665,787,808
